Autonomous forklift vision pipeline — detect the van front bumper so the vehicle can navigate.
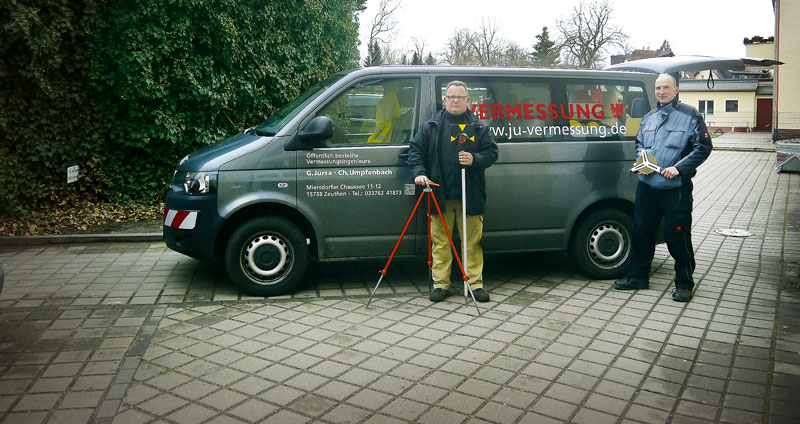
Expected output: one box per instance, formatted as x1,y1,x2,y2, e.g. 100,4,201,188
163,190,223,261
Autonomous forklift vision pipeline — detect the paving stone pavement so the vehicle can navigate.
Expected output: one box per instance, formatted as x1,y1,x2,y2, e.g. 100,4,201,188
0,150,798,424
712,132,777,152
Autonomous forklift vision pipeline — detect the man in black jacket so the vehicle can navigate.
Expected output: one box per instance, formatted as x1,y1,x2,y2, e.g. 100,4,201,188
408,80,499,302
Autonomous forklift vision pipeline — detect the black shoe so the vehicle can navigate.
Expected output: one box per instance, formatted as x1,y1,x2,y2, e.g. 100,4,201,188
472,288,490,303
613,276,649,290
672,288,693,302
430,288,449,302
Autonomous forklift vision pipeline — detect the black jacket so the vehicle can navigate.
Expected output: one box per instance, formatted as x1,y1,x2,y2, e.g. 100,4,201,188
408,108,498,215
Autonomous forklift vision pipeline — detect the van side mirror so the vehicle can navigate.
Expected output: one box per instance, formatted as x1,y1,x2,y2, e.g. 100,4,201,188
299,116,333,142
285,116,332,151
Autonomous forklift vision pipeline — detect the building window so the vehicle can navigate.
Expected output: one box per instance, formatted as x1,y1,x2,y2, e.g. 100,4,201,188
699,100,714,115
725,100,739,112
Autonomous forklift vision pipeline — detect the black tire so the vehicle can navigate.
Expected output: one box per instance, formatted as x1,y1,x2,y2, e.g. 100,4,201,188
569,208,633,280
224,216,308,296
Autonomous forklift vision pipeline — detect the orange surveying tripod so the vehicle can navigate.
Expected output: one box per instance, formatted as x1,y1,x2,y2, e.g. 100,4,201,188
366,183,482,316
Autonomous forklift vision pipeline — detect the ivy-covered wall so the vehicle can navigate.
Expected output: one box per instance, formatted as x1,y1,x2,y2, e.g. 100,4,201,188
0,0,364,215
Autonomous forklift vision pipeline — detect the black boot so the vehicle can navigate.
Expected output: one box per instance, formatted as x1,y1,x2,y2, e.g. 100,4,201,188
672,288,693,302
613,276,649,290
430,288,449,302
472,288,490,302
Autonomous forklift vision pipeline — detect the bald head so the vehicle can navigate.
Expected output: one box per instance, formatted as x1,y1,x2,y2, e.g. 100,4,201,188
656,73,677,87
655,74,679,106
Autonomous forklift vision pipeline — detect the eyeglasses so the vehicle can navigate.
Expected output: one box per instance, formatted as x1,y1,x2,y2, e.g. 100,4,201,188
445,95,468,101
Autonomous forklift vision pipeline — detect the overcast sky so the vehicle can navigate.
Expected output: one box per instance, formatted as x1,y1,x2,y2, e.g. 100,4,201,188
357,0,776,64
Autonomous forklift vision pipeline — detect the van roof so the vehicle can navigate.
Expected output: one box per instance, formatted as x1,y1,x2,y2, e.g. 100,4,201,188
607,55,782,74
338,65,656,80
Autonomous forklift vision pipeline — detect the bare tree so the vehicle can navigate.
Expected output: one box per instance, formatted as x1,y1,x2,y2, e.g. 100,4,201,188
443,28,476,65
469,18,507,66
443,18,532,66
381,45,402,65
556,0,628,68
411,37,427,62
364,0,401,66
501,41,531,66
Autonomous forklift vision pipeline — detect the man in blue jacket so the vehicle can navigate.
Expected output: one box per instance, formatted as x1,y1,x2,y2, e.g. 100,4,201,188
614,74,712,302
408,80,499,303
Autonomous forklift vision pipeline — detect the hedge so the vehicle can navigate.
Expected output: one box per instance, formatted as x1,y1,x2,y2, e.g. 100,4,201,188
0,0,365,215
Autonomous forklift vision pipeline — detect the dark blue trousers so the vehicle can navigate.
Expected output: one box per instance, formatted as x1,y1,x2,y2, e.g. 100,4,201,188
628,181,696,290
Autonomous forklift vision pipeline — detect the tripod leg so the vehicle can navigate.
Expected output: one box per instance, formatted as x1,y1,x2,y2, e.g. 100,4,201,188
366,274,385,308
464,281,482,317
366,190,426,308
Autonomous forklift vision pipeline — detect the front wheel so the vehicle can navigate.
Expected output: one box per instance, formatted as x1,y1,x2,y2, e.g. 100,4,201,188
224,216,309,296
568,208,633,280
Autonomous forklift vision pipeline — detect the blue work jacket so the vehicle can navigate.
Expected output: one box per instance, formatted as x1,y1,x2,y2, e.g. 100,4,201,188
636,99,713,189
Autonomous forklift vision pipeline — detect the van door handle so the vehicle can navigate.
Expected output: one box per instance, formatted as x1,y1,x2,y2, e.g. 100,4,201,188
398,148,409,163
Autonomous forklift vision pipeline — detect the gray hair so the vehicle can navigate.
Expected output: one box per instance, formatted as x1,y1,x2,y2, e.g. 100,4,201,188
445,80,468,92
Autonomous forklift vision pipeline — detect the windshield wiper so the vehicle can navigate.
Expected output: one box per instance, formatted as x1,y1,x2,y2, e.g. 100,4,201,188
245,126,274,137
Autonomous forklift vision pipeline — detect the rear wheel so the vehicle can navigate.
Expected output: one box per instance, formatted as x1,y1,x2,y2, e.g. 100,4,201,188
569,208,633,280
224,216,308,296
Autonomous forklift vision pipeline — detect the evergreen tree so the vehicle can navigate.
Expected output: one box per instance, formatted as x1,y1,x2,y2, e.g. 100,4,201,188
363,40,384,67
530,26,560,67
424,52,436,65
411,51,421,65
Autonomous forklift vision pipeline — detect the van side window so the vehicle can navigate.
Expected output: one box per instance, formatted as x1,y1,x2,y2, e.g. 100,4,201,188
563,82,646,141
436,77,556,142
316,78,420,146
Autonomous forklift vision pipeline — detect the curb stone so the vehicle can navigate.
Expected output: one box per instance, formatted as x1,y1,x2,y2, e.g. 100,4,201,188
0,233,163,246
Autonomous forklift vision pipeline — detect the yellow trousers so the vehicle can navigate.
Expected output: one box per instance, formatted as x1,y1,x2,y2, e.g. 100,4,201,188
430,200,484,291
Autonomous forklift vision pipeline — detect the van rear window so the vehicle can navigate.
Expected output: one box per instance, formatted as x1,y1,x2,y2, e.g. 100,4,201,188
562,82,646,141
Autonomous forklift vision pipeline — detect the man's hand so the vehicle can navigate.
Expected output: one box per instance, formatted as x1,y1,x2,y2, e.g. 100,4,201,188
415,175,434,186
458,151,473,166
661,166,679,179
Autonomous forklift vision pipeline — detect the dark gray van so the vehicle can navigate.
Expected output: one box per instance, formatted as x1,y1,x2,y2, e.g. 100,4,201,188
162,65,676,296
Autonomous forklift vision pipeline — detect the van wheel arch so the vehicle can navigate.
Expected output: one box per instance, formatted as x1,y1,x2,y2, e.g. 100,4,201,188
215,203,317,261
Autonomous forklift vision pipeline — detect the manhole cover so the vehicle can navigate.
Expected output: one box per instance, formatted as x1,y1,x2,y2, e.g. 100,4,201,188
714,229,753,237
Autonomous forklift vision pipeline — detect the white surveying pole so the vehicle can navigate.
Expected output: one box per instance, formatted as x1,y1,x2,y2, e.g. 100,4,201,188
461,167,468,304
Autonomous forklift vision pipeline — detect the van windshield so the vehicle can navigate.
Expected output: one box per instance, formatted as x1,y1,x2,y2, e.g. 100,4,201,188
254,72,348,136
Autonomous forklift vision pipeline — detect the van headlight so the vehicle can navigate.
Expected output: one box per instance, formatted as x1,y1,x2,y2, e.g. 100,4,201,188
184,172,217,195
